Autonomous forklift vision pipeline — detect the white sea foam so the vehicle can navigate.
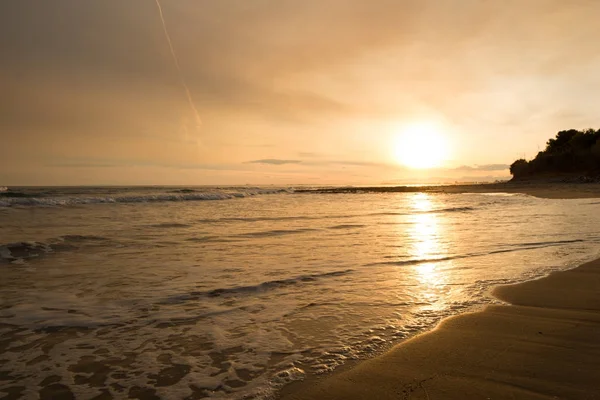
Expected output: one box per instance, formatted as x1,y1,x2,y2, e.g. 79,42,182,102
0,187,293,207
1,190,600,399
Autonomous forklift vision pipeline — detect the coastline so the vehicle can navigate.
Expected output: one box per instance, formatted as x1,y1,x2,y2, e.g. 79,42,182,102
278,182,600,399
447,182,600,199
298,182,600,199
278,256,600,399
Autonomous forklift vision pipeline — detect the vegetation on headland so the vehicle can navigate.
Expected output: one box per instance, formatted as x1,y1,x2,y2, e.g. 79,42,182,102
510,129,600,181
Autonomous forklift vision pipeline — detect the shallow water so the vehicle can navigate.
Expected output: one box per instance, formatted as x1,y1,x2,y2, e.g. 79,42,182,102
1,187,599,399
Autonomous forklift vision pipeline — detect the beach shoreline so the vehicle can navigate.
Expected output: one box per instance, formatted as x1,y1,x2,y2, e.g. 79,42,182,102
2,185,599,399
278,182,600,400
278,254,600,400
444,182,600,199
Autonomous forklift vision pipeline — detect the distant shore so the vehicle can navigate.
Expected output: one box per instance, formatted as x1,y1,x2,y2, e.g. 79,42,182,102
297,182,600,199
279,256,600,399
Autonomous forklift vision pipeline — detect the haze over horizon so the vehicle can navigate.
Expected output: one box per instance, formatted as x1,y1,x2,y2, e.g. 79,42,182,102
2,0,600,185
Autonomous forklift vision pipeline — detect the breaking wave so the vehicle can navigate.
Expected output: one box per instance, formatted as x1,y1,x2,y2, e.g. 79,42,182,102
164,269,355,303
0,235,110,263
0,188,292,208
369,206,475,216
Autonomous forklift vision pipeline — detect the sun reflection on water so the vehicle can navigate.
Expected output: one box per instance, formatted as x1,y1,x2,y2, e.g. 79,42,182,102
405,193,449,304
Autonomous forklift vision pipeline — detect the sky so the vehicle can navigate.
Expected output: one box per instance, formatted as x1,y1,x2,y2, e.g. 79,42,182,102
2,0,600,186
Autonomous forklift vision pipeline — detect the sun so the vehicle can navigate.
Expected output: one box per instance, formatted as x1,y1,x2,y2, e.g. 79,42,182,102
394,122,449,169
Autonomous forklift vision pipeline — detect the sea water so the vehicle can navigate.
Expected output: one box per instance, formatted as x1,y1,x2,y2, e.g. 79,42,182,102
1,186,599,399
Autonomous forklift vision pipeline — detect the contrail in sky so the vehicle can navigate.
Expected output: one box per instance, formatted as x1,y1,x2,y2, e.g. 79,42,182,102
154,0,202,128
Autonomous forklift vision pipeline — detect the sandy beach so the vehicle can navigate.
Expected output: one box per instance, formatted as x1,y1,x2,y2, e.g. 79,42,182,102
279,256,600,399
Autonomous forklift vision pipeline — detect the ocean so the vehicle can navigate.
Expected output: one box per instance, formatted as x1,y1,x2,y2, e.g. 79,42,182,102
1,186,599,399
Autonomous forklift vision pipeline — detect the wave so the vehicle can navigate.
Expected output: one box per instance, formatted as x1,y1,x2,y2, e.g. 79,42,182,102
168,188,198,193
370,255,463,267
197,215,318,223
164,269,354,303
328,224,366,230
196,214,371,224
369,239,586,267
510,239,584,247
428,206,475,213
186,225,352,241
148,223,192,229
0,235,110,263
0,191,41,198
0,188,293,208
235,228,319,238
369,206,475,217
0,186,7,192
194,208,474,225
185,236,241,243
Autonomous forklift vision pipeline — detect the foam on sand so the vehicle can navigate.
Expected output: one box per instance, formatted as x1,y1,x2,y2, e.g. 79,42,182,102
279,257,600,399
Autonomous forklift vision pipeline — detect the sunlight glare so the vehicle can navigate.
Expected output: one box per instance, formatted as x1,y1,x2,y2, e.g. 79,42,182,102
394,122,449,169
404,193,449,300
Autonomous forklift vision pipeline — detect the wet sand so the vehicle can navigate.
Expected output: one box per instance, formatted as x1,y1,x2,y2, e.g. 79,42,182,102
279,257,600,400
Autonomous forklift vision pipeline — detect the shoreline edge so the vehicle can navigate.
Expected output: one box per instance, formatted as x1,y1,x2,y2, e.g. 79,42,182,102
278,256,600,399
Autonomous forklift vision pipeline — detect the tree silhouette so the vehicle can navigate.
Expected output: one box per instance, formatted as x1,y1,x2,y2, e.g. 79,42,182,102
510,129,600,180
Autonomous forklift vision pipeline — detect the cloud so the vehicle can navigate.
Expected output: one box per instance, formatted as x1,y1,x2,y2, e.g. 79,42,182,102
328,160,390,167
47,158,243,171
48,163,120,169
297,152,321,158
3,1,600,185
453,164,510,172
245,159,302,165
244,158,395,168
7,0,599,129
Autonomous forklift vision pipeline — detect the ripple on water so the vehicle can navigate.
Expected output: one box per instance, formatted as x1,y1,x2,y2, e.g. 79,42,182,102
2,191,600,398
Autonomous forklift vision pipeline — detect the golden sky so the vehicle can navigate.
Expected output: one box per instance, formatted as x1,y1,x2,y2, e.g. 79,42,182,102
2,0,599,185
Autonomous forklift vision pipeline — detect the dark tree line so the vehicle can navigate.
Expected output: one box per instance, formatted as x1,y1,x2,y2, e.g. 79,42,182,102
510,129,600,180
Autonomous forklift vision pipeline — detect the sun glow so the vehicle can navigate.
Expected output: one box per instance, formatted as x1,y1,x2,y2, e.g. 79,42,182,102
394,122,449,169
